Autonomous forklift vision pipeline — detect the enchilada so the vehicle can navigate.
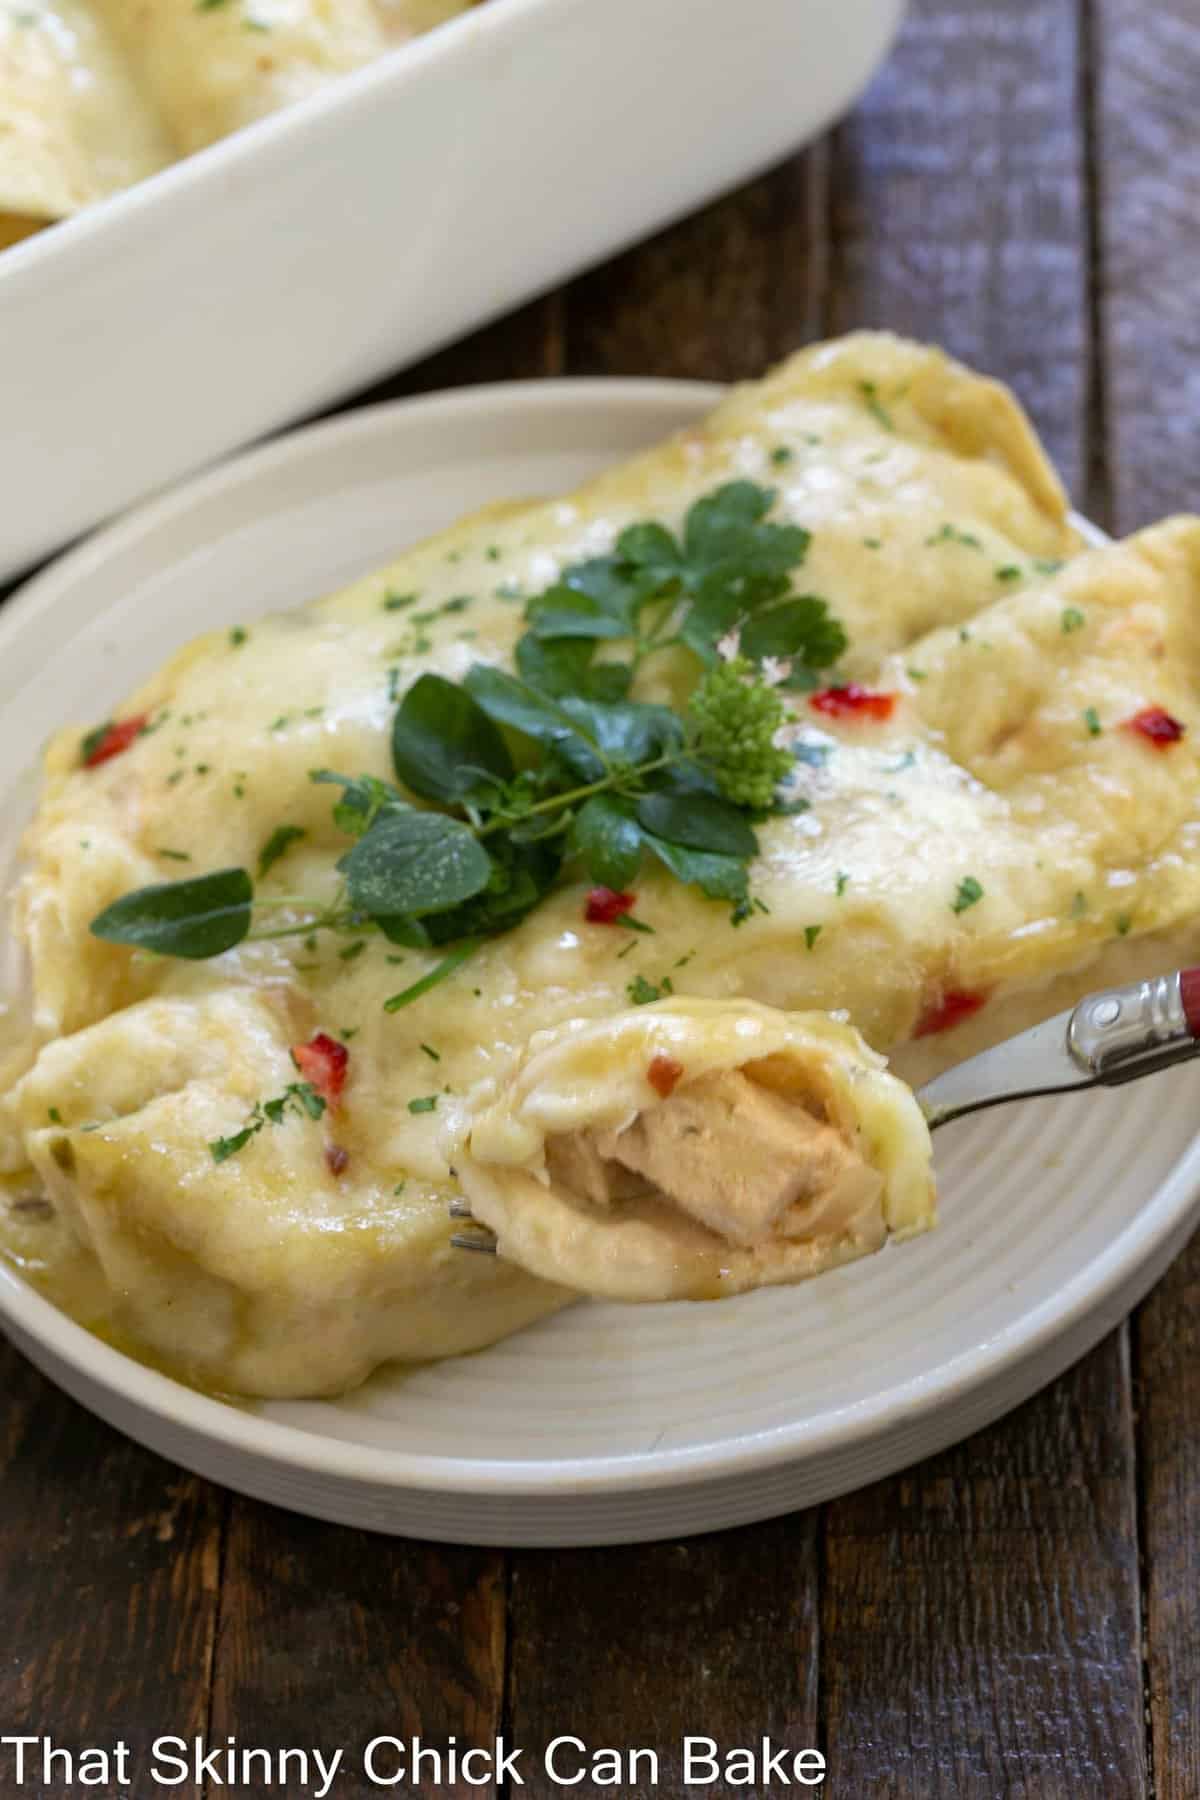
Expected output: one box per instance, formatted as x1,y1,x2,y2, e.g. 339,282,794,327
0,0,475,239
6,332,1193,1396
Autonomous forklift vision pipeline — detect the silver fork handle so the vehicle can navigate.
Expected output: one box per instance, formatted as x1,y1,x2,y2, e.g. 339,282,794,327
918,968,1200,1128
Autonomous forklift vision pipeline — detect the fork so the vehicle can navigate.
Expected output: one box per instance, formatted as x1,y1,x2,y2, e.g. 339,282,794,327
448,968,1200,1253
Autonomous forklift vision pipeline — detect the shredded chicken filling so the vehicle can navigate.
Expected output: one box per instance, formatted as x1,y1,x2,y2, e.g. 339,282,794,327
544,1068,883,1250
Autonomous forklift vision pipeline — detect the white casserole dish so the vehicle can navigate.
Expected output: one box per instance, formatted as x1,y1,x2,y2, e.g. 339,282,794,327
0,0,904,580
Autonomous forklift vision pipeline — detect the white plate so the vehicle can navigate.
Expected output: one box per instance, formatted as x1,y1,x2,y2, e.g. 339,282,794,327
1,380,1197,1547
0,0,905,579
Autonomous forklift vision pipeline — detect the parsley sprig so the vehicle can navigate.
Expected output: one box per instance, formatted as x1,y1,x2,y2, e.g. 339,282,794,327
89,483,846,1002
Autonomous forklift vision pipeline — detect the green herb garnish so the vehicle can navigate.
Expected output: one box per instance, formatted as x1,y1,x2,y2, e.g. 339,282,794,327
927,523,983,550
952,876,984,915
209,1081,325,1163
859,381,894,431
89,482,848,996
257,824,306,877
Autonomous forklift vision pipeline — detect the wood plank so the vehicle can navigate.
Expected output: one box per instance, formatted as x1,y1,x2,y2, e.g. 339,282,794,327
500,151,830,1800
818,2,1146,1792
1093,4,1200,1794
507,1517,821,1799
826,0,1090,495
1092,0,1200,536
209,1502,505,1799
823,1335,1146,1796
0,1343,222,1799
343,293,566,408
567,151,829,380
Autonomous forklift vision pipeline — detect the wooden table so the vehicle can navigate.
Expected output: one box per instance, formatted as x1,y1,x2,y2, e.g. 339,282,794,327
2,1,1197,1792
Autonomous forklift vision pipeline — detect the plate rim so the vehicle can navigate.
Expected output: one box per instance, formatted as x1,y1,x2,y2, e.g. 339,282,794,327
1,376,1195,1501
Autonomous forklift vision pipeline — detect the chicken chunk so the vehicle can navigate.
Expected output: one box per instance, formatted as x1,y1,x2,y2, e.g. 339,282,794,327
591,1069,871,1247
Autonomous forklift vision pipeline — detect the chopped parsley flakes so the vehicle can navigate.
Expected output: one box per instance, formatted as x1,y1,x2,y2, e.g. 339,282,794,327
952,876,984,915
209,1082,326,1164
257,824,307,877
628,973,673,1005
927,523,983,550
859,381,894,431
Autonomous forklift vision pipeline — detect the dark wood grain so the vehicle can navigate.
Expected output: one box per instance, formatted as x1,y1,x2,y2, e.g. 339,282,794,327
567,149,829,380
1094,3,1200,1793
209,1501,505,1799
345,293,566,409
823,1337,1146,1797
826,0,1091,494
0,1345,221,1799
817,2,1147,1793
1092,0,1200,535
506,1518,821,1799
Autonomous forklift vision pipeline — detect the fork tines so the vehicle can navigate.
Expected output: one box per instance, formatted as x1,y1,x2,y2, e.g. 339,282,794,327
448,1195,498,1253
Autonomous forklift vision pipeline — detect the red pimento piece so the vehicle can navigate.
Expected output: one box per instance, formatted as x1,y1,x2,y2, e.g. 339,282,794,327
647,1053,684,1098
585,887,637,925
1181,968,1200,1039
914,989,988,1038
82,713,149,768
810,685,897,722
291,1032,349,1105
325,1144,350,1176
1125,705,1185,750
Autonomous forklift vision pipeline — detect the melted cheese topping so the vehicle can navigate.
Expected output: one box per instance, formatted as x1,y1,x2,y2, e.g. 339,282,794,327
0,0,171,223
91,0,387,156
0,0,474,233
7,330,1162,1399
